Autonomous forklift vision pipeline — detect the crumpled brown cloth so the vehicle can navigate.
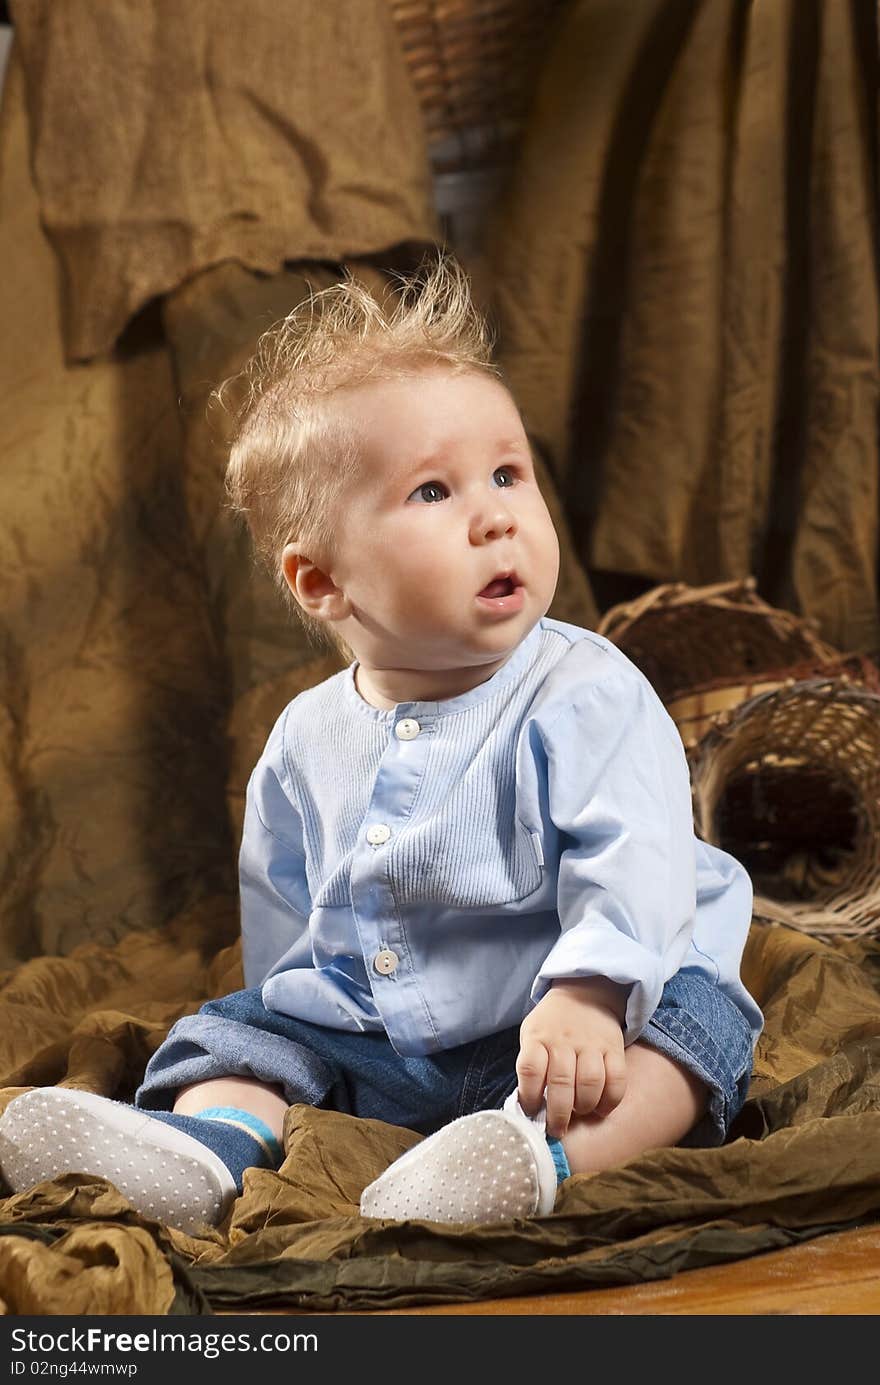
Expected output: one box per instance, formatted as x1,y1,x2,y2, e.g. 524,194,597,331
1,921,879,1314
491,0,880,655
9,0,439,361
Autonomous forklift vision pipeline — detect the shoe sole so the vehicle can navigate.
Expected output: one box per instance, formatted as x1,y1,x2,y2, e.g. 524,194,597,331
0,1088,236,1235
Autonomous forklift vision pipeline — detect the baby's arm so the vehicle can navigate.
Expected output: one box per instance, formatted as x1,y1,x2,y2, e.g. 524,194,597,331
517,975,628,1138
239,712,313,989
520,661,700,1137
533,665,697,1031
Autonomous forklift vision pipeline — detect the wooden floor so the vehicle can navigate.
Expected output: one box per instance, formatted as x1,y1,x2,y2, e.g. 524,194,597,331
369,1223,880,1315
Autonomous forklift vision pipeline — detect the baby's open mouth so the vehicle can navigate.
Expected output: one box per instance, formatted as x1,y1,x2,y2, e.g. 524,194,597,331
478,573,519,599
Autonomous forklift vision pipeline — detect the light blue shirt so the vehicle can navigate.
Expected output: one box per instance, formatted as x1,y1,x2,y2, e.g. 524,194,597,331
240,617,763,1057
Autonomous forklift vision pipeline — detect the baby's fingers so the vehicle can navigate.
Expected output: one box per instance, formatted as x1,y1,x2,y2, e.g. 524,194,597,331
593,1049,628,1117
516,1039,549,1118
571,1048,608,1118
544,1046,578,1138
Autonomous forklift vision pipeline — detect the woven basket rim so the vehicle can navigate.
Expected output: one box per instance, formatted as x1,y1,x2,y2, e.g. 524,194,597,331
666,653,880,704
691,675,880,940
597,576,836,640
691,675,880,750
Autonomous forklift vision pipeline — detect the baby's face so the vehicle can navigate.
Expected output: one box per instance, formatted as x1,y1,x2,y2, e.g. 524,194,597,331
327,368,560,677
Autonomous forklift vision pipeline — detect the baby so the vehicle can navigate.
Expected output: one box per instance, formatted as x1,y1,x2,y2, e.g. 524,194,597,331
0,257,762,1233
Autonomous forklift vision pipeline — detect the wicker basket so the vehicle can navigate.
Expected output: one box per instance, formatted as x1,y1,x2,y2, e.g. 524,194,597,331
597,577,841,705
667,653,880,756
691,677,880,941
388,0,571,172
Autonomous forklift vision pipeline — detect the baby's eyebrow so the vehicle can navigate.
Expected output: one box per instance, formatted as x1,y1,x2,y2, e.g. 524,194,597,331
405,439,530,474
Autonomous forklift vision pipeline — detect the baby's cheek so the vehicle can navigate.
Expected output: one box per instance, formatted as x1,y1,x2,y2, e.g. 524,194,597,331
398,537,448,583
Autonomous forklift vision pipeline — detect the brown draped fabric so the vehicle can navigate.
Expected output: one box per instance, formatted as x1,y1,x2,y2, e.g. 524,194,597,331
0,1,438,970
10,0,438,362
492,0,880,654
0,1,595,971
2,0,880,1315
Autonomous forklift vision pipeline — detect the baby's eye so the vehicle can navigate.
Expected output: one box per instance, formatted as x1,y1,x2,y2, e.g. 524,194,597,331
407,480,449,504
492,466,517,488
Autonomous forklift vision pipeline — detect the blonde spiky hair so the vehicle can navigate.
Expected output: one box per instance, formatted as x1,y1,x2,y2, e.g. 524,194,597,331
216,253,499,657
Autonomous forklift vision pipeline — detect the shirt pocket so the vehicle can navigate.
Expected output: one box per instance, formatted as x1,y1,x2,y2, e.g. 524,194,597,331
388,814,544,909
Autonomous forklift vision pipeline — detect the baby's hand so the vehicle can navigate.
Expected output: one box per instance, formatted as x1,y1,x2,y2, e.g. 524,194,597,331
516,977,628,1138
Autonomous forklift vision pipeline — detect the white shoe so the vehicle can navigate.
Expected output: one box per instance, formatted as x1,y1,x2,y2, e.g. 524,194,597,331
0,1088,236,1235
359,1091,559,1224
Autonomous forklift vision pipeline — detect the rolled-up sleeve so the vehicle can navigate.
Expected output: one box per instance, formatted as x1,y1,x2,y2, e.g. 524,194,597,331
239,725,312,990
532,669,697,1043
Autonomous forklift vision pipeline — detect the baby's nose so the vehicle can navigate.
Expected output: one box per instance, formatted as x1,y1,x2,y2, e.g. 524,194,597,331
471,500,517,543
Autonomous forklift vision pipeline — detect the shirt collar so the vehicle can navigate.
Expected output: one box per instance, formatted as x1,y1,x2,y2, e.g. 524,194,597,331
342,619,545,723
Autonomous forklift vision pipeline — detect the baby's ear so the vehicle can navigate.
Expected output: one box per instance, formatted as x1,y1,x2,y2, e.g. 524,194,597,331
281,544,347,621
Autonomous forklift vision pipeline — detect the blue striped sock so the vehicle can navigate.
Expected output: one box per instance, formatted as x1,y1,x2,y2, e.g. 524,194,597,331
546,1135,571,1183
145,1106,283,1194
194,1107,284,1165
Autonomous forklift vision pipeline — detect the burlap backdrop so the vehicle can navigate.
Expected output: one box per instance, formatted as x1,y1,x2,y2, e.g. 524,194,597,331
1,0,879,1316
492,0,880,654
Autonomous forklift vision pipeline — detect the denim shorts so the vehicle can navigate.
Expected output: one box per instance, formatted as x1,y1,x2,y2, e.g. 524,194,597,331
136,967,754,1148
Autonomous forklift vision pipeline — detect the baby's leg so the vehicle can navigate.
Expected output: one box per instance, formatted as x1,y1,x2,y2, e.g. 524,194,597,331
360,969,753,1224
174,1075,288,1141
561,1041,707,1174
358,1046,707,1224
0,991,368,1234
0,1076,287,1235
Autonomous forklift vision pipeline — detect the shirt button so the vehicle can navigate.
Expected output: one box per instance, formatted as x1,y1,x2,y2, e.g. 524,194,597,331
373,948,399,975
366,823,391,845
395,718,421,741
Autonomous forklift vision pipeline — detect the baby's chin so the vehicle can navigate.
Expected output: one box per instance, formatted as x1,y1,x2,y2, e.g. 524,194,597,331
360,604,540,674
